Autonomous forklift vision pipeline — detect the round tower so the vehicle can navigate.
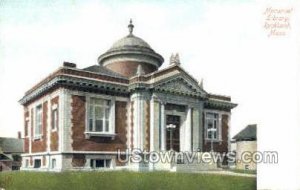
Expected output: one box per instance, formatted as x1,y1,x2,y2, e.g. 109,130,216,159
98,19,164,77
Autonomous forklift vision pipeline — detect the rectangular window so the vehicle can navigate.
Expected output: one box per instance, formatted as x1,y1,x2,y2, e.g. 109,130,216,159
51,109,58,130
205,112,220,140
25,119,29,137
34,159,41,168
88,98,111,133
25,159,29,167
52,159,56,169
35,105,43,138
90,159,111,168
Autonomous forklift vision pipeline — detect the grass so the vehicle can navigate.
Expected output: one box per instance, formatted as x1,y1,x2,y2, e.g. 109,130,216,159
0,171,256,190
230,169,257,175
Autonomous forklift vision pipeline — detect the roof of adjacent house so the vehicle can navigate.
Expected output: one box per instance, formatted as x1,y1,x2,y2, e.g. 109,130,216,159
0,137,24,153
233,124,257,141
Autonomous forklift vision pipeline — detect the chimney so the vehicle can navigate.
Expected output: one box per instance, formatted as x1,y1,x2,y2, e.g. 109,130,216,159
18,131,21,139
63,62,76,68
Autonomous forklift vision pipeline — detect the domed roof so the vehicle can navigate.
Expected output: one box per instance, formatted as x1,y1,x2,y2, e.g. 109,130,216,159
110,34,151,50
98,20,164,73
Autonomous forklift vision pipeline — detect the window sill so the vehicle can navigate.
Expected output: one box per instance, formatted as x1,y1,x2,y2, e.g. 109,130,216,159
33,136,42,141
84,132,116,139
205,139,222,142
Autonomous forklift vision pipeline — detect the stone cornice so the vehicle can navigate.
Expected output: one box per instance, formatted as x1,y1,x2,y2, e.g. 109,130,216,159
204,98,237,111
24,67,129,96
19,75,130,105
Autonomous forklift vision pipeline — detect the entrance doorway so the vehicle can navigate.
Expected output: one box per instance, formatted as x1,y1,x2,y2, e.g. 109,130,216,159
166,115,180,152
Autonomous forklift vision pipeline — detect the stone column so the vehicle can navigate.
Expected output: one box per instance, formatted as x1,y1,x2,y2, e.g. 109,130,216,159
192,107,201,151
149,97,160,171
160,103,166,151
150,97,160,152
132,93,145,150
185,106,192,152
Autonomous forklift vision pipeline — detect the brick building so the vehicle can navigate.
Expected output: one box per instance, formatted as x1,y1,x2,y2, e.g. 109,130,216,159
19,20,237,171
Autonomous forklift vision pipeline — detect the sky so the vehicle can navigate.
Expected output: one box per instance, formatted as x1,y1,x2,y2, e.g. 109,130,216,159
0,0,300,188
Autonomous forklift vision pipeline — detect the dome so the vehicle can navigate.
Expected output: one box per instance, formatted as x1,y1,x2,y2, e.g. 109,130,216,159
110,35,151,50
98,20,164,77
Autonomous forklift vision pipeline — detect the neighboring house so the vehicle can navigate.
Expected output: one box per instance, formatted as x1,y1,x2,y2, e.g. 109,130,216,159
233,124,257,170
0,137,24,171
19,20,237,172
230,139,237,153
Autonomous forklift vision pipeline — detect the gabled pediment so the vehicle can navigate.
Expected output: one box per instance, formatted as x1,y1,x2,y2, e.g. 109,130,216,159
152,76,207,97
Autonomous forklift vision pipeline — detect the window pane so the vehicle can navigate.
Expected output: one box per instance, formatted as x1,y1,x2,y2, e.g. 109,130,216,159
208,121,213,129
89,119,93,131
96,160,105,168
94,99,104,105
89,105,94,118
95,107,104,119
208,131,212,139
95,120,103,132
214,120,217,129
206,113,214,119
105,108,110,119
90,98,95,104
36,106,42,136
52,110,57,130
105,120,109,132
213,132,217,139
34,159,41,168
39,123,42,134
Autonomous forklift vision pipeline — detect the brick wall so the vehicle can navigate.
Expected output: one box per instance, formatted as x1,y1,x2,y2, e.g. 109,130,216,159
24,110,29,153
50,96,59,151
105,61,157,77
71,95,128,152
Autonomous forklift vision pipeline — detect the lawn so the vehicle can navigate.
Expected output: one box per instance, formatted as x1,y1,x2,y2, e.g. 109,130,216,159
0,171,256,190
230,169,257,175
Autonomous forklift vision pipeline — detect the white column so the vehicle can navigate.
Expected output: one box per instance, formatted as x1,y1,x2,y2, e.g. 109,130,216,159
150,98,155,152
149,98,155,171
192,107,201,151
110,98,116,134
139,96,145,150
133,97,139,149
132,93,147,150
185,107,192,152
59,89,66,152
47,99,51,153
160,103,166,151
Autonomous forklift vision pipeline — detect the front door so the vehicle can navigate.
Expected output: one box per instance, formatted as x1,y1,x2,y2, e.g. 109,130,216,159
166,115,180,152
